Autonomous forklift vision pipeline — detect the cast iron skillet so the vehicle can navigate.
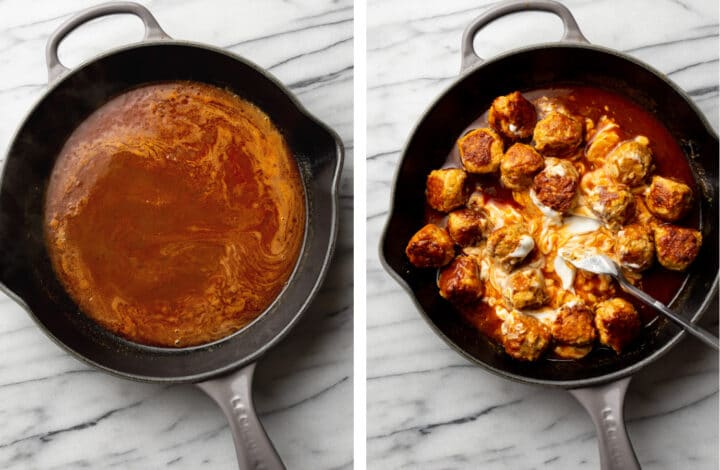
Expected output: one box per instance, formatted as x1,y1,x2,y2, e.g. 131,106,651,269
380,1,718,468
0,3,343,469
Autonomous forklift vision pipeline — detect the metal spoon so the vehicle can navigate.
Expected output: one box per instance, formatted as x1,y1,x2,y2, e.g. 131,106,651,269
560,251,719,350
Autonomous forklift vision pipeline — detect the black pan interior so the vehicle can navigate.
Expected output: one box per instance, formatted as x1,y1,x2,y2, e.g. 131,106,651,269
381,45,718,385
0,43,341,382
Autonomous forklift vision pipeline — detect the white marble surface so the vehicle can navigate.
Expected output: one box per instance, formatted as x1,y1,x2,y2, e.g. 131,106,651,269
0,1,352,469
367,0,718,469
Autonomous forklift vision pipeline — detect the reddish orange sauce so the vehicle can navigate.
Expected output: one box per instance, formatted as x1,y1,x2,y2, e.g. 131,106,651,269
434,86,697,341
45,82,305,347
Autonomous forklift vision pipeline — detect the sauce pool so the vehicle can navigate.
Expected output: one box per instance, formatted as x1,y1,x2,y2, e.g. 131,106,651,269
44,82,306,347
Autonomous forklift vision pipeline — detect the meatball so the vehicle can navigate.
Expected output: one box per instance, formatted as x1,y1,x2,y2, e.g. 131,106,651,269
616,224,654,271
487,224,535,269
500,143,545,190
503,268,548,310
654,224,702,271
532,159,579,213
447,208,487,246
500,311,551,361
533,111,584,156
594,298,641,353
606,138,652,187
438,256,483,305
551,302,596,346
426,168,468,212
646,175,693,222
586,184,634,227
458,128,504,174
586,116,621,165
406,224,455,268
488,91,537,141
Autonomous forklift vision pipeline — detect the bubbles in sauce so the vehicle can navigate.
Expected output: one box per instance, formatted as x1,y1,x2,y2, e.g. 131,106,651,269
45,82,305,347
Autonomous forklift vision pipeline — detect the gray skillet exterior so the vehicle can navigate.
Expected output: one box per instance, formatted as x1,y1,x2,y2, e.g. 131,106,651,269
379,1,718,469
0,4,343,383
0,3,343,468
380,2,718,390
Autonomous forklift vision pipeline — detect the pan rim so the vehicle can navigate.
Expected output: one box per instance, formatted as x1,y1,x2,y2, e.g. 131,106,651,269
379,41,719,389
0,38,344,383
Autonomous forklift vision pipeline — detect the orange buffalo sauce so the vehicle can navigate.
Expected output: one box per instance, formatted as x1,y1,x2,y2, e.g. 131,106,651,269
44,82,305,347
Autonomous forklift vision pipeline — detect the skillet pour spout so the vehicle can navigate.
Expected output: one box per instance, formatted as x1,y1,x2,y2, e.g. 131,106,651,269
380,1,718,469
0,2,343,469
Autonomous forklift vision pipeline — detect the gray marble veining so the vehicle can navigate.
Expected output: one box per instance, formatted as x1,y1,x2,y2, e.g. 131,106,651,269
0,1,352,469
367,0,718,468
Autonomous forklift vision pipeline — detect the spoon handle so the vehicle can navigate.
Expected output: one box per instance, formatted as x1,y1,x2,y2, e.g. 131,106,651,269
616,277,719,350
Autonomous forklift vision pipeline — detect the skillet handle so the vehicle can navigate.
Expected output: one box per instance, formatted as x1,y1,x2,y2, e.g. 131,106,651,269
461,0,589,72
196,363,286,470
45,1,170,83
569,377,641,470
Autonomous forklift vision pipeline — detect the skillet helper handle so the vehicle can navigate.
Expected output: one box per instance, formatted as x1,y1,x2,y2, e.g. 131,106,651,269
569,377,640,470
616,277,719,350
460,0,589,72
196,363,286,470
45,1,170,83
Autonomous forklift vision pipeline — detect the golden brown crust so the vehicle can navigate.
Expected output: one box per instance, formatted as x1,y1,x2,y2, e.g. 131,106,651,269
425,168,468,212
533,111,584,156
654,224,702,271
488,91,537,141
406,224,455,268
646,175,693,222
500,143,545,190
616,224,654,271
438,256,484,305
458,128,504,174
487,224,534,269
552,302,597,345
500,312,551,361
594,298,641,353
532,160,579,213
503,268,548,310
586,184,634,228
446,208,487,247
606,139,652,187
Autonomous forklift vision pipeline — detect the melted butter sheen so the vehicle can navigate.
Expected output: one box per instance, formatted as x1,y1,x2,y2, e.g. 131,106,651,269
44,82,305,347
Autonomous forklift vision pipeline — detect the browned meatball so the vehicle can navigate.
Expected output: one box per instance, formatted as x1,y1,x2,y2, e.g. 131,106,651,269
586,184,634,228
500,312,551,361
646,175,693,222
503,268,548,310
487,224,535,269
458,128,504,174
552,302,596,346
594,298,641,353
533,111,584,156
437,256,483,305
532,159,579,213
606,138,652,187
488,91,537,141
447,208,487,247
426,168,468,212
406,224,455,268
654,224,702,271
500,143,545,190
616,224,654,271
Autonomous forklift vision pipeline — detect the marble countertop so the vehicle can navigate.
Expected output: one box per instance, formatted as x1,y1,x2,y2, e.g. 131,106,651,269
0,1,352,469
367,0,718,469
